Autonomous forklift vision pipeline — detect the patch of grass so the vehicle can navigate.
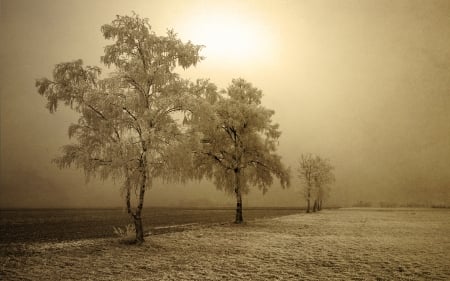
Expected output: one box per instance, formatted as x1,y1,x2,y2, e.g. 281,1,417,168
1,209,449,280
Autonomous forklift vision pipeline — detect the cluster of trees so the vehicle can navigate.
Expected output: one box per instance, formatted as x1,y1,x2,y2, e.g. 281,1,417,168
37,14,335,243
36,14,292,243
297,154,335,213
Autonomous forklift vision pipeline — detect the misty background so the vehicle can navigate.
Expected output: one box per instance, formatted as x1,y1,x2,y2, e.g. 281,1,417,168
1,0,449,208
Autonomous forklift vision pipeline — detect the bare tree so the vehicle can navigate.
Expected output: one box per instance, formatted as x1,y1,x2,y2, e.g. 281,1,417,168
36,14,203,244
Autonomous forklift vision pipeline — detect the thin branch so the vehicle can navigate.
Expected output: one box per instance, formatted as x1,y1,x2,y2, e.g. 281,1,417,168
89,158,113,165
122,106,138,121
123,75,146,96
204,151,232,170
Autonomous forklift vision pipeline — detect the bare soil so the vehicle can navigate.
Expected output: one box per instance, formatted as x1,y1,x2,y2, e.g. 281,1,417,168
1,208,449,280
0,208,303,243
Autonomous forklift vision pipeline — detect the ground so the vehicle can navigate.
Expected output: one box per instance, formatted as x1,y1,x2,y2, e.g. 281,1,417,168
1,208,450,280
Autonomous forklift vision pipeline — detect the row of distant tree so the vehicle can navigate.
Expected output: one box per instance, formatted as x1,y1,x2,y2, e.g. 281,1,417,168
36,14,334,244
352,201,450,208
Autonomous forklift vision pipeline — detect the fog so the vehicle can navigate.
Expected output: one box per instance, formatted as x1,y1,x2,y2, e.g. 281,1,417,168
1,0,449,208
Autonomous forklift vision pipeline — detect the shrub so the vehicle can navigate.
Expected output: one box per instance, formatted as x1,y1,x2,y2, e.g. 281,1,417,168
113,224,136,244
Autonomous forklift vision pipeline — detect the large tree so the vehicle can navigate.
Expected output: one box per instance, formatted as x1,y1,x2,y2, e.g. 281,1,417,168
36,14,203,244
189,78,290,223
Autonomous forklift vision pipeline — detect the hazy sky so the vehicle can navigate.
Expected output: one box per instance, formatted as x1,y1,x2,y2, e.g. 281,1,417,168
1,0,449,208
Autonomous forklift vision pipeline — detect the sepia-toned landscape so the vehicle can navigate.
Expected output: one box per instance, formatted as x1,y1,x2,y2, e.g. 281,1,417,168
1,0,450,280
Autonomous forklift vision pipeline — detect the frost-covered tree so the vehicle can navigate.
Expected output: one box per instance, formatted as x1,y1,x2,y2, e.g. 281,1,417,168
297,154,334,212
189,78,290,223
313,157,335,211
297,154,318,213
36,14,203,244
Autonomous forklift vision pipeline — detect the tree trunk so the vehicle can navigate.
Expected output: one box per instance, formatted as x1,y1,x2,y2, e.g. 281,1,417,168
306,189,311,213
134,170,147,244
234,169,243,224
133,214,144,243
313,199,317,212
125,171,146,244
318,199,323,211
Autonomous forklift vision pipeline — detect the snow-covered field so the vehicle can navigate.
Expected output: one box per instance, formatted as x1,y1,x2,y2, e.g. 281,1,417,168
2,208,449,280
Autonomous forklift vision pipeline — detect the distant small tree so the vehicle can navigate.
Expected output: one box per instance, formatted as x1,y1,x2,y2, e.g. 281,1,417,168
313,157,335,211
189,78,290,223
36,14,203,244
297,154,334,212
297,154,317,213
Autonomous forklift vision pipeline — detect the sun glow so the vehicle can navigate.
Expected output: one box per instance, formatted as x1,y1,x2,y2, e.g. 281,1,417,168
182,10,274,65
